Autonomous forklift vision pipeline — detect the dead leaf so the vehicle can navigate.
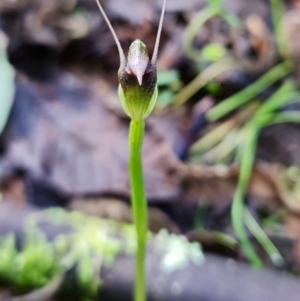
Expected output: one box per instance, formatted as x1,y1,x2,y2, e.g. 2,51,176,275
1,73,182,204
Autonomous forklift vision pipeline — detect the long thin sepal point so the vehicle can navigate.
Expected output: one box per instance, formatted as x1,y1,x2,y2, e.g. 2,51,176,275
151,0,167,64
94,0,126,65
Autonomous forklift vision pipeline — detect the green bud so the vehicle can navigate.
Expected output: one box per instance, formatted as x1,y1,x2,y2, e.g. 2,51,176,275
118,40,158,120
95,0,166,120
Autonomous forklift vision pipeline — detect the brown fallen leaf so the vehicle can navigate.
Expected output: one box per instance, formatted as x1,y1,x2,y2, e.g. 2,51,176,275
1,73,182,204
175,161,300,216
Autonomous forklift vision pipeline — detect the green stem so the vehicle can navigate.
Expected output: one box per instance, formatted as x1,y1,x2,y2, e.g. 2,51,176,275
271,111,300,124
231,126,262,267
269,0,285,56
129,119,148,301
232,87,290,266
173,57,239,107
243,209,283,266
183,6,219,61
189,102,259,156
207,61,292,122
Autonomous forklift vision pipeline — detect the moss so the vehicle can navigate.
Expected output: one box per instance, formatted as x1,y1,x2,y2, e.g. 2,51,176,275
0,208,204,299
0,208,138,300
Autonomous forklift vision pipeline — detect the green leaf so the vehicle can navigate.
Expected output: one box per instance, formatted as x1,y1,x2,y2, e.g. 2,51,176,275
221,11,240,27
205,81,220,95
207,0,223,10
0,34,15,135
201,43,227,62
157,90,174,107
157,69,180,86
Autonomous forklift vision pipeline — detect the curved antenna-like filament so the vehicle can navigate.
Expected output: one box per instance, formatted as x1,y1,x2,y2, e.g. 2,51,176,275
151,0,167,65
95,0,126,65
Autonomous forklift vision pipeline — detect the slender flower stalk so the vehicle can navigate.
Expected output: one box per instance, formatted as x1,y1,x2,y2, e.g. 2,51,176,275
94,1,167,300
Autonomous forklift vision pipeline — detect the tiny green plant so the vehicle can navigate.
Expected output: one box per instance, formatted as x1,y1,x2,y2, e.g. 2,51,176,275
94,1,167,301
184,0,294,263
172,0,240,107
183,0,239,61
189,79,298,267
